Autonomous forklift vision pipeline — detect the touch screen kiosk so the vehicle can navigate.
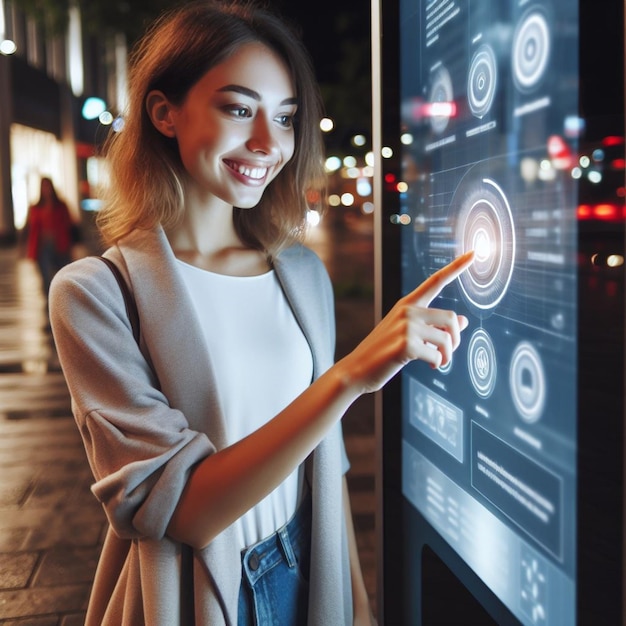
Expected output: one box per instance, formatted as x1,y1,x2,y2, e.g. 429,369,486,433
372,0,626,624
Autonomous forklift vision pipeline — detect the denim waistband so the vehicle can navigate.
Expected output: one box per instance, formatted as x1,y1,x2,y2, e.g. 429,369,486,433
241,493,312,587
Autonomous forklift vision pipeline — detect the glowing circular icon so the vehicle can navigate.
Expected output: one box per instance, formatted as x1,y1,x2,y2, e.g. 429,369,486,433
468,44,497,118
429,65,454,134
512,9,551,93
454,177,516,314
509,342,546,423
468,329,497,398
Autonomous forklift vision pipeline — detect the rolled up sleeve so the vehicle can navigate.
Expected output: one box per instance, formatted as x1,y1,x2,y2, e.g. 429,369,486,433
50,258,214,540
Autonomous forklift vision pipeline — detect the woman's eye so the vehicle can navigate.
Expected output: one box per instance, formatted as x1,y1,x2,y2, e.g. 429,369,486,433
276,114,294,128
226,105,251,118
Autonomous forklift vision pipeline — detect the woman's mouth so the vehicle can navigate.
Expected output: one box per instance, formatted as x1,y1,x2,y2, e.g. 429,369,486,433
224,159,269,183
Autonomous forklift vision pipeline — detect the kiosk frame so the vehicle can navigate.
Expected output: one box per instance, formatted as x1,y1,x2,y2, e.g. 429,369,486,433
372,1,626,624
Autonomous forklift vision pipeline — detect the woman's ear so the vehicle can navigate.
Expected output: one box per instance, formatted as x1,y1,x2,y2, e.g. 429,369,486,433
146,90,177,138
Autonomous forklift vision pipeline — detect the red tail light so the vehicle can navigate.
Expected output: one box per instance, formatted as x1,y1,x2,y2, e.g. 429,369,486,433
577,203,626,221
602,136,624,147
611,158,626,170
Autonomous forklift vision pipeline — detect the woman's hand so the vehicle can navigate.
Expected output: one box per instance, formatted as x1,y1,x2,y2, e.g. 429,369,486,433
336,251,474,394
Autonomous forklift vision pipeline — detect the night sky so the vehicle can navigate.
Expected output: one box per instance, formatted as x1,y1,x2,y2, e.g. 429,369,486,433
270,0,372,150
269,0,370,84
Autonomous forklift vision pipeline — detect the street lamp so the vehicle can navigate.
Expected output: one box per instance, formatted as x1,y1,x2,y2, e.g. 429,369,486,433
0,39,16,55
82,97,107,120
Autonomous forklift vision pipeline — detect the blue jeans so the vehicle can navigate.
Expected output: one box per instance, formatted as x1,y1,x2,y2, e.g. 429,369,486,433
238,493,312,625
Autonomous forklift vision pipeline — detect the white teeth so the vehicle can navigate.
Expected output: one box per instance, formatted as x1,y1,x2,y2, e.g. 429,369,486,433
236,164,267,179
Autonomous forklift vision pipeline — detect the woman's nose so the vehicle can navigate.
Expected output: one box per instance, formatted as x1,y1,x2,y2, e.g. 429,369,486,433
246,116,279,156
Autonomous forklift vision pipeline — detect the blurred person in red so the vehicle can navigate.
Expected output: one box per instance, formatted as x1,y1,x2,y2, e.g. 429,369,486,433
25,177,75,298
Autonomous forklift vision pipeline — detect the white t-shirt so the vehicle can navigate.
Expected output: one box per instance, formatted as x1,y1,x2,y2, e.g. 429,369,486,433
176,259,313,549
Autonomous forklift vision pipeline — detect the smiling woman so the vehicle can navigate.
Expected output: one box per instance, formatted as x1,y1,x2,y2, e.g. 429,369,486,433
48,2,473,625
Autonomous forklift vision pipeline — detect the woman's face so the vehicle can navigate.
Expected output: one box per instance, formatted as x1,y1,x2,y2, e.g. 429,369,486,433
165,42,297,209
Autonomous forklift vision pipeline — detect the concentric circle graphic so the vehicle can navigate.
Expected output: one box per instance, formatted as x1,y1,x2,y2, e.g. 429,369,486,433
455,177,516,313
512,9,551,93
468,44,497,118
509,342,546,423
429,65,454,134
467,329,497,398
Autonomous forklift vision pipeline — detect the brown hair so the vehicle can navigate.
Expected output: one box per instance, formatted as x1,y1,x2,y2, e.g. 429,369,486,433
97,0,326,256
35,177,61,207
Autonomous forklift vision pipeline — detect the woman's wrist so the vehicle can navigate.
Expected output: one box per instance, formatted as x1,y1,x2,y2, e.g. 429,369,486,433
332,356,365,399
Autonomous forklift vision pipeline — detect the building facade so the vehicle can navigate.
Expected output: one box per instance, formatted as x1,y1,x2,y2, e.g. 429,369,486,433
0,1,125,249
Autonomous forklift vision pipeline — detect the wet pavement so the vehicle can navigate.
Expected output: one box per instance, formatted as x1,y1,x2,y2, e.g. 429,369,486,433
0,219,377,624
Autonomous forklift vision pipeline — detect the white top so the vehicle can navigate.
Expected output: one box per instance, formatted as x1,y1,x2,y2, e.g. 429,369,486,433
176,259,313,549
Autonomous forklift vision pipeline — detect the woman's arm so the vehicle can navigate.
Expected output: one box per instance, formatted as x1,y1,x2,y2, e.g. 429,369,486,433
167,356,360,547
167,251,474,549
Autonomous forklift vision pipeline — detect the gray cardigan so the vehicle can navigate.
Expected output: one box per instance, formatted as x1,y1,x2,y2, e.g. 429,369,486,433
49,227,353,625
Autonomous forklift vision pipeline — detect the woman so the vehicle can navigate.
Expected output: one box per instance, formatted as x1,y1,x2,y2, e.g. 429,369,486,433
25,177,74,298
49,2,473,624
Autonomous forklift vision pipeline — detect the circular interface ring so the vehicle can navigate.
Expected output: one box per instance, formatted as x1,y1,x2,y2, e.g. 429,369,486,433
429,65,454,134
512,8,551,92
509,342,546,423
455,177,516,313
467,328,497,398
468,44,497,119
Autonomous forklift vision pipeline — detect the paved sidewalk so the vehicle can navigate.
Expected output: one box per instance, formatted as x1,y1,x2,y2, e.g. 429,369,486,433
0,224,377,624
0,247,106,625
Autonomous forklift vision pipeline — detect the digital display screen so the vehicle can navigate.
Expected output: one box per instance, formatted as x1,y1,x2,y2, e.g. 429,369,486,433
398,1,579,624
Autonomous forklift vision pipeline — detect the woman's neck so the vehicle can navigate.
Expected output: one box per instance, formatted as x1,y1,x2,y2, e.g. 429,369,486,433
166,191,270,277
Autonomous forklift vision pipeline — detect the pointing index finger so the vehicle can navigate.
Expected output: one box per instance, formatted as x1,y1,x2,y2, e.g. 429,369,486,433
409,250,475,306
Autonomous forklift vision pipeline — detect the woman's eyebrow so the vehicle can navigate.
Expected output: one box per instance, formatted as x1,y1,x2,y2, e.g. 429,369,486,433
217,84,297,106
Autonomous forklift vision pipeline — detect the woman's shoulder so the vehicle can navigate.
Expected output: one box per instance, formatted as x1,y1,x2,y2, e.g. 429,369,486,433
275,243,334,300
276,243,326,272
277,243,331,283
48,254,138,344
50,255,117,298
55,254,109,277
